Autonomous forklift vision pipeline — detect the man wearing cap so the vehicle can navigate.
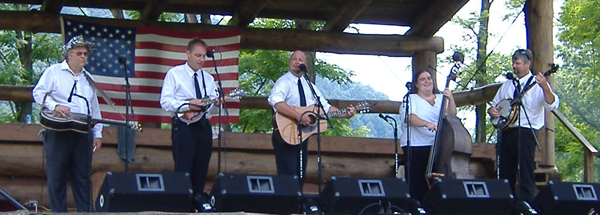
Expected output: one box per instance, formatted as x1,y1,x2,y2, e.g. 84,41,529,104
32,35,102,212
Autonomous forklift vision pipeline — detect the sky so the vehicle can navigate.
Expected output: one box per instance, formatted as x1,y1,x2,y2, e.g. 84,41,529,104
318,0,563,102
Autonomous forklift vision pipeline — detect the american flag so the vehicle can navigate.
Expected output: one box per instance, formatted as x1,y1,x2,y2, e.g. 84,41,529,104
61,17,241,123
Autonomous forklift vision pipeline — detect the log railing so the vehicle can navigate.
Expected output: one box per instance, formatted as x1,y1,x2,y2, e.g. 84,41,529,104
552,109,599,182
1,83,597,181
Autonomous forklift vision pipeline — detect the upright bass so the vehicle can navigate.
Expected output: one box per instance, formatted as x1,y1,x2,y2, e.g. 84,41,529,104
425,52,474,184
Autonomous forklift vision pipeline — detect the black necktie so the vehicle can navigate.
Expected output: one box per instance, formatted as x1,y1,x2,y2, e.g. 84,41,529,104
194,73,202,99
298,78,306,107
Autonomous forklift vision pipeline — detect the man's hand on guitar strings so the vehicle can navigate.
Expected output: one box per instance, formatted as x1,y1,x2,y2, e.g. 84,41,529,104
189,99,207,111
488,106,501,118
54,105,71,117
213,96,228,106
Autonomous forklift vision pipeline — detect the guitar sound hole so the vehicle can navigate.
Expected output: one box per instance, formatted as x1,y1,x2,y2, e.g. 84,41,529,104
307,114,318,126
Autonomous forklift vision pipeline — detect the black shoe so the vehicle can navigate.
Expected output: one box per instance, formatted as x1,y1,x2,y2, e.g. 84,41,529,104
193,193,214,212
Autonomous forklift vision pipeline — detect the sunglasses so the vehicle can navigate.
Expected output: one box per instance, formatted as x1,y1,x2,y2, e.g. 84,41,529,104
518,50,530,61
70,51,89,57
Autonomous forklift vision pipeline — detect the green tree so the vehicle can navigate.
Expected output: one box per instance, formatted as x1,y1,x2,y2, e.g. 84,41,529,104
0,4,62,123
554,0,600,182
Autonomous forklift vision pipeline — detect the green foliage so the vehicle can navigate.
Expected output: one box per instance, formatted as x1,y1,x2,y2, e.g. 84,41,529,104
558,0,600,75
554,0,600,182
0,29,61,121
124,11,184,22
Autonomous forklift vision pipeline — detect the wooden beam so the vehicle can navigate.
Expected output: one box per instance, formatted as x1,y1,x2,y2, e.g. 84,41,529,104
405,0,469,37
40,0,66,13
139,0,170,22
0,85,33,102
453,83,502,107
322,0,372,32
0,11,444,57
227,0,267,27
0,82,501,114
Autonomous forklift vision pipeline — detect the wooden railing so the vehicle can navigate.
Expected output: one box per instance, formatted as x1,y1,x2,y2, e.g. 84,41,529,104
552,109,599,182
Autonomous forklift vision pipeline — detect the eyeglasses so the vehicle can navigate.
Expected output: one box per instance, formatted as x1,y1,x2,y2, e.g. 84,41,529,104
70,51,89,57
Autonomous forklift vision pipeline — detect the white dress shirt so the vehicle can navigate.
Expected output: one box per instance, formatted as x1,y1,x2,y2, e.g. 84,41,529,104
399,93,443,147
268,71,332,113
491,71,559,129
160,62,219,118
32,60,103,138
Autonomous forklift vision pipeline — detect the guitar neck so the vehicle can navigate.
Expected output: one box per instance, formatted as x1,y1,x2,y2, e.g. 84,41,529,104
92,118,131,127
319,108,347,119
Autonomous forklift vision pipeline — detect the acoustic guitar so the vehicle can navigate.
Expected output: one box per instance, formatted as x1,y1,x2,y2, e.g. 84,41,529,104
273,101,373,145
491,64,558,130
40,108,142,133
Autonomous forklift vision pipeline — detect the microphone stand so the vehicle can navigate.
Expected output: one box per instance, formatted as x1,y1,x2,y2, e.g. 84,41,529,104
119,56,135,172
72,93,93,212
208,52,230,174
380,114,399,178
302,73,329,193
402,83,412,188
509,74,539,214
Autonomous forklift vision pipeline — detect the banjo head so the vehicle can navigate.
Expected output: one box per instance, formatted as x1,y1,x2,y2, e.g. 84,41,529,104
491,99,514,129
496,99,512,116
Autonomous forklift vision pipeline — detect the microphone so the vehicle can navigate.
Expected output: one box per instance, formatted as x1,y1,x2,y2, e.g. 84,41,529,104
118,56,126,64
452,52,465,63
67,81,77,103
299,64,308,73
379,113,390,122
405,82,412,90
505,72,515,80
206,49,215,58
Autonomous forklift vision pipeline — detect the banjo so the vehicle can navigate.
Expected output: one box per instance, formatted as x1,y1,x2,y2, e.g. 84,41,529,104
491,64,558,130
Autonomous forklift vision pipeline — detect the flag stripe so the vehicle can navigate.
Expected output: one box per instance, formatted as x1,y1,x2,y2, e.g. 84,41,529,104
135,57,239,69
136,42,241,54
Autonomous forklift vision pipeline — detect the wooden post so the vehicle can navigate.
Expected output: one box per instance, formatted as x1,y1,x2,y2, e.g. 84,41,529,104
584,148,594,182
525,0,555,168
412,50,438,83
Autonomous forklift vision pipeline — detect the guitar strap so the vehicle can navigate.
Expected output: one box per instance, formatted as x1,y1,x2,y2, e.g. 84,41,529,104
513,75,535,99
83,71,115,107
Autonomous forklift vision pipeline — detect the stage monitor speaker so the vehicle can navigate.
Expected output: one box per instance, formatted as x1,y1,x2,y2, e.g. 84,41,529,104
421,178,514,215
319,176,417,214
532,181,600,215
95,172,193,212
209,173,302,214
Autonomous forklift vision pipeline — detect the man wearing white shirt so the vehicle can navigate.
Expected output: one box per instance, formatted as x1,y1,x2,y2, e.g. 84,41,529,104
32,36,103,212
160,38,222,212
268,50,356,185
488,49,559,204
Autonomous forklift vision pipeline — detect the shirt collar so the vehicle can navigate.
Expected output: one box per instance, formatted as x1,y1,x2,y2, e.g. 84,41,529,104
518,71,533,85
185,62,202,77
60,60,86,77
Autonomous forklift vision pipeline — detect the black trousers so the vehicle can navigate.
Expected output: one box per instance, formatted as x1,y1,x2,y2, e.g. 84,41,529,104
272,133,308,185
402,146,431,202
172,117,213,196
43,129,92,212
499,127,536,203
